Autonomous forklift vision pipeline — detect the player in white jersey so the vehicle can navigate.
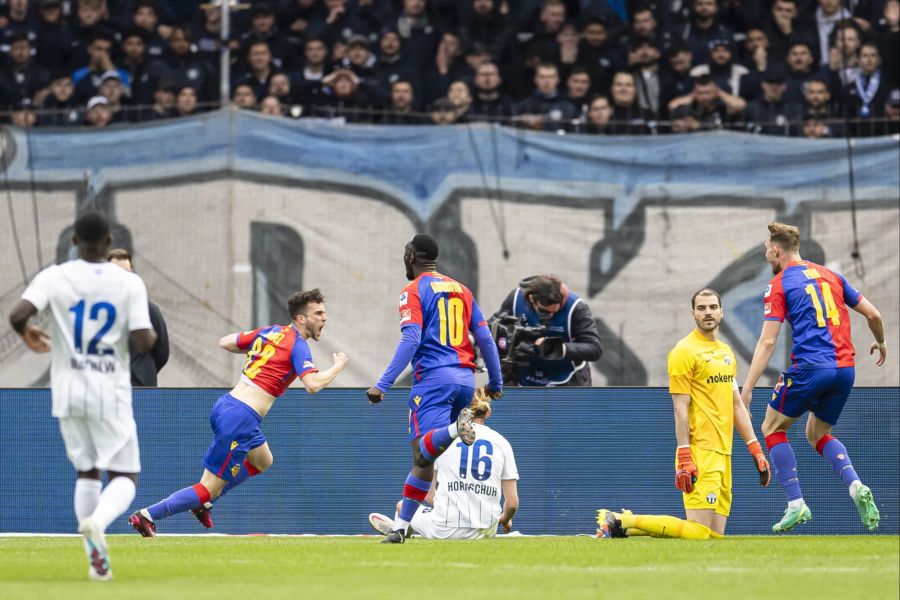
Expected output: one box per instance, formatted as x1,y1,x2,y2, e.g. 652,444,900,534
8,212,156,582
368,389,519,539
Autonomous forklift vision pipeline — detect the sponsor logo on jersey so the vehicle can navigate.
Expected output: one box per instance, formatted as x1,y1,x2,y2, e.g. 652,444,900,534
399,292,408,306
707,492,717,504
230,440,238,450
413,395,422,407
303,360,315,369
400,309,412,323
764,303,772,315
724,356,732,365
764,284,772,297
706,373,734,384
231,464,241,477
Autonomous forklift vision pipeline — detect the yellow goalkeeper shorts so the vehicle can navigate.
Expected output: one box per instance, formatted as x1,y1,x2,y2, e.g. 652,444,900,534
678,446,732,517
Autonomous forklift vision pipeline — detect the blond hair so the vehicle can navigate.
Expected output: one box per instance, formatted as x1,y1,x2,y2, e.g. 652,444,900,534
470,388,492,420
768,222,800,252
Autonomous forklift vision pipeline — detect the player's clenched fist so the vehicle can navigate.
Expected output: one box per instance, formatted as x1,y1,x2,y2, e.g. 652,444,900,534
674,446,698,494
366,386,384,404
332,352,348,370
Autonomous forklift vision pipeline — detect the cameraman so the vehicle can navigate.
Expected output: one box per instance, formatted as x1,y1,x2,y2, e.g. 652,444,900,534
492,275,602,386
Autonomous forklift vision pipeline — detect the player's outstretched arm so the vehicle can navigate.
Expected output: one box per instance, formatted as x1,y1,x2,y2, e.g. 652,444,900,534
301,352,349,394
471,299,503,396
499,479,519,533
740,320,782,407
9,299,50,353
851,297,886,367
732,387,771,486
367,325,421,403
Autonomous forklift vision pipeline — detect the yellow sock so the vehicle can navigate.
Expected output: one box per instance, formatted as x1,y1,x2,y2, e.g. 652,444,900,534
619,514,716,539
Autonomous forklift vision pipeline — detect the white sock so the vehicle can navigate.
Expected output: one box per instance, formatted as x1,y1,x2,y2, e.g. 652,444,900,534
849,480,862,500
393,518,410,533
90,477,136,532
74,478,103,522
788,498,805,509
447,423,459,438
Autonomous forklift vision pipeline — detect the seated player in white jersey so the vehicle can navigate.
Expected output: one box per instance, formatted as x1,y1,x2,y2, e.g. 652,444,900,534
368,389,519,539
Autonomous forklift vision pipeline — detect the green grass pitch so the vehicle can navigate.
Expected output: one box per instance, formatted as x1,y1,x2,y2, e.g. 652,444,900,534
0,535,897,600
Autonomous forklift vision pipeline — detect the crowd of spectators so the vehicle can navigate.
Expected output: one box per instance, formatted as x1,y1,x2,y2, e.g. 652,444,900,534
1,0,897,135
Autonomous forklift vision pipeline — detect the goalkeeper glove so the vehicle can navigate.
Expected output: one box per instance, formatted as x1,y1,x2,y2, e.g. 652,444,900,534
747,440,771,487
674,446,698,494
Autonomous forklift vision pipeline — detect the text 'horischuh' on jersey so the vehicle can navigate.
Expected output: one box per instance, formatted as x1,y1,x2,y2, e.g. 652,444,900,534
235,324,318,397
400,272,486,385
764,260,863,369
667,329,738,455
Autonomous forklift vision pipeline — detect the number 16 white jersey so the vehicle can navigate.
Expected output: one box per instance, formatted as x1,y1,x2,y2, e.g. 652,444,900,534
22,259,152,420
431,423,519,530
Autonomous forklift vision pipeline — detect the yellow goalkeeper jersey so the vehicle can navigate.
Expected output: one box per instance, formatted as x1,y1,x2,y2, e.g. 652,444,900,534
667,329,737,455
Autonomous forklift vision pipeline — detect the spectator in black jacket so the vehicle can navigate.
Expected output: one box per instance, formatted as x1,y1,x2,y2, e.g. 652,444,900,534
608,70,655,133
131,0,168,62
119,26,157,107
33,0,74,71
459,0,515,65
239,2,298,71
744,64,803,134
576,17,622,94
491,274,602,387
380,78,429,123
160,26,217,102
677,0,734,65
394,0,442,71
469,60,514,121
668,73,746,131
373,27,423,107
2,34,49,109
38,71,80,126
108,249,169,387
515,62,578,130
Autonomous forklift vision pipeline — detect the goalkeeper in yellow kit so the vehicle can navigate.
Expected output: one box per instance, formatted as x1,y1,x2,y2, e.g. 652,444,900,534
598,289,770,539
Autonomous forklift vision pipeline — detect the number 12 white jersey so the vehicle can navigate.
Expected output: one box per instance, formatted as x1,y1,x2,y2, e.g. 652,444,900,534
430,423,519,530
22,259,152,420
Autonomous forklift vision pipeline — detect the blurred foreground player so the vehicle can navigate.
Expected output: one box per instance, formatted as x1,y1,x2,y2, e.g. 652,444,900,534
367,234,503,544
9,212,157,580
129,289,348,535
741,223,885,533
599,289,769,540
368,389,519,539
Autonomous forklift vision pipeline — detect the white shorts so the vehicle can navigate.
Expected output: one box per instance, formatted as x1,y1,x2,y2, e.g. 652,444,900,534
410,507,498,540
58,416,141,473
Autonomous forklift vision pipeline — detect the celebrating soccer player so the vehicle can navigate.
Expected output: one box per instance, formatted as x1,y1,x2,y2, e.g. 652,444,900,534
599,289,770,540
367,234,503,544
9,212,158,581
128,289,348,536
740,223,886,533
367,388,519,539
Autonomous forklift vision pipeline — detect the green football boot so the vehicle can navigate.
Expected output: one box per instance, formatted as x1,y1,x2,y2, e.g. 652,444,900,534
853,484,880,531
772,502,812,533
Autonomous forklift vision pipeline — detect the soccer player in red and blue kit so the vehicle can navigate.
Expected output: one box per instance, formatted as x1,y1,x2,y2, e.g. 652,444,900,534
128,289,348,536
367,234,503,544
741,223,886,533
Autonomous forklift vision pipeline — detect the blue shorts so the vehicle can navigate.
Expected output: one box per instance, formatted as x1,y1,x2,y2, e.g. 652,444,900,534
768,366,855,425
202,393,267,481
408,383,474,441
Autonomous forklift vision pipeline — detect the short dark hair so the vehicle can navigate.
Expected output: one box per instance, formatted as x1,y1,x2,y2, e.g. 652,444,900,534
693,74,715,87
74,211,110,244
691,288,721,309
288,289,325,319
134,0,159,14
89,29,116,46
525,275,564,306
108,248,132,264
